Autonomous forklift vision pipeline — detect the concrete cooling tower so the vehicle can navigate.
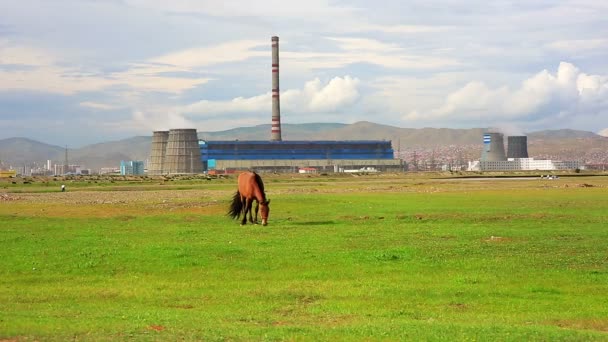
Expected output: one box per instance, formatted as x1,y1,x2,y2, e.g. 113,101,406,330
148,131,169,175
481,132,506,161
164,129,203,174
507,136,529,158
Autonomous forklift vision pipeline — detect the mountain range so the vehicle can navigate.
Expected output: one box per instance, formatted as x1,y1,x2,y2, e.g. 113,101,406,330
1,121,607,170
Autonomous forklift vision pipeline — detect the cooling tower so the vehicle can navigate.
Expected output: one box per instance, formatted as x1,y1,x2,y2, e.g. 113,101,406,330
149,131,169,175
164,129,203,174
507,136,529,158
481,132,506,161
270,36,282,141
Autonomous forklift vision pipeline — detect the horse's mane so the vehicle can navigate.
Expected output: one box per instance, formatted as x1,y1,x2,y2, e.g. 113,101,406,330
253,172,266,197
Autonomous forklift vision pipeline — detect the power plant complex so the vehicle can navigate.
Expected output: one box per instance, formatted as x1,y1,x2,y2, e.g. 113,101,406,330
147,36,582,175
469,132,581,171
148,36,402,175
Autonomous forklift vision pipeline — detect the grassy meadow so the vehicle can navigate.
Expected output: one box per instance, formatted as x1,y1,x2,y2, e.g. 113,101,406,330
1,173,608,341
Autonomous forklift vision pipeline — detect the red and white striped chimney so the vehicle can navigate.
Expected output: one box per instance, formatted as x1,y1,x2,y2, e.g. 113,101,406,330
271,36,282,141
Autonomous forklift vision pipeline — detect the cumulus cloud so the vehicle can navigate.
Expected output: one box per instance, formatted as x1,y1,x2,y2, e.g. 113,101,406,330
181,76,361,116
404,62,608,124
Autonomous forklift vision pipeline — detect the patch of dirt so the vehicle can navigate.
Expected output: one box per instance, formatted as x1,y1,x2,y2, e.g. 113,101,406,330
147,325,165,331
0,193,20,201
550,319,608,332
2,190,227,218
170,304,194,309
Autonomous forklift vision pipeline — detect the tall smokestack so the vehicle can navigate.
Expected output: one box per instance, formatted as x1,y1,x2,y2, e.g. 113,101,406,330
271,36,282,141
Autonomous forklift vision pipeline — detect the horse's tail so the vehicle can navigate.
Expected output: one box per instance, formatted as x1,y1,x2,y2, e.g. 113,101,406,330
227,191,242,219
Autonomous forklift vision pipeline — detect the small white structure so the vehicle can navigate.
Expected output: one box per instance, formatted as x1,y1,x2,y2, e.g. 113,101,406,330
343,167,379,173
298,167,317,174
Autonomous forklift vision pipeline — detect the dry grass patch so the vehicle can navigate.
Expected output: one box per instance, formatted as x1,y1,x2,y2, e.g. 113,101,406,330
550,319,608,332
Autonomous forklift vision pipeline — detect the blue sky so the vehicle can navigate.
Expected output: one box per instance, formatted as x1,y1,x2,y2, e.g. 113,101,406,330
1,0,607,146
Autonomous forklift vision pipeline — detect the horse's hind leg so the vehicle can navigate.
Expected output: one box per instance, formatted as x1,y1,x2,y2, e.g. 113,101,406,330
241,198,251,225
239,195,247,225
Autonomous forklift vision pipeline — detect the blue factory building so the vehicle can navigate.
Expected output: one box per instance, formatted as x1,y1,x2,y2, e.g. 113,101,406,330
199,140,401,173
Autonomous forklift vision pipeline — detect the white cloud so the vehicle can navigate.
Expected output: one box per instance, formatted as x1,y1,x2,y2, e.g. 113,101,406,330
79,102,122,111
290,76,360,112
0,64,211,95
281,37,460,72
181,76,360,115
326,37,405,53
0,42,211,95
98,108,197,135
182,93,269,114
125,0,357,19
0,40,56,66
547,38,608,52
359,24,452,34
404,62,608,124
151,40,267,68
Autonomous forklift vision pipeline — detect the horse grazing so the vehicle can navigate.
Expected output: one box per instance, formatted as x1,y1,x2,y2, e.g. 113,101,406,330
227,171,270,226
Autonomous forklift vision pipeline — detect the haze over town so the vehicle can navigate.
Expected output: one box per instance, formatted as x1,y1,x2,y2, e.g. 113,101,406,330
1,1,608,147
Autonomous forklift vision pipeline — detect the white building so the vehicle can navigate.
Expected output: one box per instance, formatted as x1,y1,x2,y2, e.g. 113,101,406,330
468,158,582,171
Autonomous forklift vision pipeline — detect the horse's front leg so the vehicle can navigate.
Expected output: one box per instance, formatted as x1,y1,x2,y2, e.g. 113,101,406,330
252,201,259,224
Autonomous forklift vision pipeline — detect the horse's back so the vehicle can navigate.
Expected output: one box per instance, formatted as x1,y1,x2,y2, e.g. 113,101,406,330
238,171,255,185
237,171,257,195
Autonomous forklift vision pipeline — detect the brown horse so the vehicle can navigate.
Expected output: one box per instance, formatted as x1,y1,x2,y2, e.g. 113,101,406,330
227,171,270,226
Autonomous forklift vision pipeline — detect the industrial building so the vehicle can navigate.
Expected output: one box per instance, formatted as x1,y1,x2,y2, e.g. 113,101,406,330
200,140,401,173
148,36,402,174
469,132,581,171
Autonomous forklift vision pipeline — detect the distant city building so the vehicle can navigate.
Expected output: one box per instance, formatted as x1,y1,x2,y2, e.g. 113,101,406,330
120,160,145,175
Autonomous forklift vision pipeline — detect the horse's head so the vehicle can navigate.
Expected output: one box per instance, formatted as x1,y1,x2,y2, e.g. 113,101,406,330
260,199,270,226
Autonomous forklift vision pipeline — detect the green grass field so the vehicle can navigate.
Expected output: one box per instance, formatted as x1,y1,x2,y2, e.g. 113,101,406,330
1,173,608,341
